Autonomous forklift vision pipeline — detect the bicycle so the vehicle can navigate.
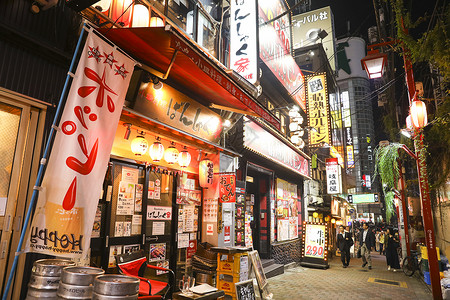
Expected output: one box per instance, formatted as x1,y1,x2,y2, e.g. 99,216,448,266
402,250,423,277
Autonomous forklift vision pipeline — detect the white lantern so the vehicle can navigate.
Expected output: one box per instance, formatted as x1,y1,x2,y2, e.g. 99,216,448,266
199,159,214,188
410,100,428,129
164,145,179,164
289,122,300,132
178,148,191,168
132,4,149,27
150,16,164,27
131,135,148,155
149,141,164,162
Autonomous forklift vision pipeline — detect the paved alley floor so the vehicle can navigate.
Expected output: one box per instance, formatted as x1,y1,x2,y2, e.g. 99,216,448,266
267,253,432,300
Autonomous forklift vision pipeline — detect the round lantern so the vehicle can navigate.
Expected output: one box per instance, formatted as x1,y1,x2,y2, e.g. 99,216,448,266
131,4,149,27
164,145,179,164
324,216,330,222
131,135,148,155
111,0,132,27
149,140,164,162
312,212,318,218
199,159,214,188
331,218,336,224
410,100,428,129
178,147,191,168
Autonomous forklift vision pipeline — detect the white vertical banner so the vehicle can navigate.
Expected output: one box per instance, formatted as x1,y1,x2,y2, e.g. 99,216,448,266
26,30,135,258
326,158,341,194
230,0,258,83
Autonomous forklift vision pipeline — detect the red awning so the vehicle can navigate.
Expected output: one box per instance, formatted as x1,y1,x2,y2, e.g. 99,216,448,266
97,26,280,129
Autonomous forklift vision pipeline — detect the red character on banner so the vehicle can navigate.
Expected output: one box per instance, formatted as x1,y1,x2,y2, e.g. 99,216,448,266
219,175,236,203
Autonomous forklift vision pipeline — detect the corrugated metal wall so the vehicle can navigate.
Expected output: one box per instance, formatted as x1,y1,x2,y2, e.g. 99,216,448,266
0,0,81,103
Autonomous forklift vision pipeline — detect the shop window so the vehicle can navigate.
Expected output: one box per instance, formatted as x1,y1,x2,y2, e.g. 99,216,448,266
168,0,195,37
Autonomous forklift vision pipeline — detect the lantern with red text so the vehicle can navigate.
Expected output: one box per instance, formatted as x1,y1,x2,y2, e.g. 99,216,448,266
131,135,148,156
410,100,428,129
199,159,214,188
164,143,179,164
178,147,191,168
149,139,164,162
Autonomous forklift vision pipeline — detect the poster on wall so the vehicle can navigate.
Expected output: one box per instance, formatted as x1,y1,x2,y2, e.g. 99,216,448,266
219,174,236,203
135,184,143,212
304,223,326,259
177,177,201,205
156,260,169,275
122,166,138,183
235,181,245,246
117,181,135,215
203,198,218,222
123,244,140,254
277,219,289,241
92,205,102,238
149,243,166,261
244,212,253,247
147,205,172,220
183,205,195,232
108,245,122,268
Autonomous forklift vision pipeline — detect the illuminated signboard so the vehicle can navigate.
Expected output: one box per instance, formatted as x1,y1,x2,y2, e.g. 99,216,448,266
243,118,310,178
351,193,378,204
306,74,331,146
304,223,326,259
326,157,342,194
342,90,355,168
230,0,258,83
259,0,306,111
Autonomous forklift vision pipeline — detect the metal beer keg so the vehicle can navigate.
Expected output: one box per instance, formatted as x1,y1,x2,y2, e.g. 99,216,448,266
93,274,139,299
57,266,104,299
26,259,75,300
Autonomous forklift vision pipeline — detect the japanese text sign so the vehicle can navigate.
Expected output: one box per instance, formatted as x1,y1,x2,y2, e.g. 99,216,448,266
326,158,342,194
219,174,236,203
306,74,331,146
230,0,258,83
147,206,172,220
135,82,223,142
304,223,326,259
26,29,135,257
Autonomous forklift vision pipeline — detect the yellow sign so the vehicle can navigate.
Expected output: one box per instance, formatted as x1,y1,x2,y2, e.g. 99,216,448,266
306,74,331,146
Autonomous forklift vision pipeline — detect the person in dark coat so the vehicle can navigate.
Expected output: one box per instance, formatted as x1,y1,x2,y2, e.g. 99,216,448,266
358,223,376,269
337,225,353,267
385,228,401,271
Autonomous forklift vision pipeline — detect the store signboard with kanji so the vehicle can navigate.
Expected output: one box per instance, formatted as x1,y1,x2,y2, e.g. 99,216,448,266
219,174,236,203
26,30,134,258
306,74,331,146
326,158,342,194
304,223,326,259
230,0,258,83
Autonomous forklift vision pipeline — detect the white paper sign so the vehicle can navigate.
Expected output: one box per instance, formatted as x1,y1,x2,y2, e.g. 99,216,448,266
178,233,190,248
123,221,131,236
147,205,172,220
117,181,135,215
26,30,135,258
122,166,138,183
132,214,142,235
152,222,165,235
0,197,7,216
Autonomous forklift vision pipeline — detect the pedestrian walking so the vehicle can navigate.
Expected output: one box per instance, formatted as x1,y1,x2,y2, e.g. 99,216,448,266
385,228,401,271
337,225,353,267
379,230,386,255
358,223,375,270
375,231,381,252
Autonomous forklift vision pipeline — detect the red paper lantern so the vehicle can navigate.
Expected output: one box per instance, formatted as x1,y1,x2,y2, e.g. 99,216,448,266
199,159,214,188
112,0,132,27
178,148,191,168
149,141,164,162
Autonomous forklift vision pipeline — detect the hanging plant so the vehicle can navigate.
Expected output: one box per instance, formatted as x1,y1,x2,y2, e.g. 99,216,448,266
373,143,404,221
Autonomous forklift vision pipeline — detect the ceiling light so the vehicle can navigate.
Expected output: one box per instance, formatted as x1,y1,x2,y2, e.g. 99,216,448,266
223,119,232,128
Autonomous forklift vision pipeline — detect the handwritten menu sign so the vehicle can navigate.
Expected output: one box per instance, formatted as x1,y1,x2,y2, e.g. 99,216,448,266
235,279,257,300
219,174,236,203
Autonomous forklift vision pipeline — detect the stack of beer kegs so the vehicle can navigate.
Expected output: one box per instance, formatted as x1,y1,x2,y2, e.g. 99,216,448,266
92,274,140,300
57,266,105,299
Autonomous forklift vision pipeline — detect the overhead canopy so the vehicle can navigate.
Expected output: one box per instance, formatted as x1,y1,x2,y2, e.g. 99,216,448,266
98,26,280,129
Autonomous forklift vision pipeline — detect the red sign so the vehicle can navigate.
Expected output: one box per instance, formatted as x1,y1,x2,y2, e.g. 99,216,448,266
219,174,236,203
187,240,197,259
170,35,280,130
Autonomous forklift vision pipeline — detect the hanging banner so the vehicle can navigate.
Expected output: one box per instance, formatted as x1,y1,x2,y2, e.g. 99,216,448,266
230,0,258,83
26,29,135,257
326,158,342,194
219,174,236,203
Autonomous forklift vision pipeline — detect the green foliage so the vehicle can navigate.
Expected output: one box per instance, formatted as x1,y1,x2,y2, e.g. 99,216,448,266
388,0,450,80
384,191,396,222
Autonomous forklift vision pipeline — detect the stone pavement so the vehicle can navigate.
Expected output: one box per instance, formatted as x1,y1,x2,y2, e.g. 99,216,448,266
267,253,432,300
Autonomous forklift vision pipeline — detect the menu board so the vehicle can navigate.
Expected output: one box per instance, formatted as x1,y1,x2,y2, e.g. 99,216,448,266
304,223,326,259
276,179,298,241
235,279,257,300
235,181,245,246
177,177,201,205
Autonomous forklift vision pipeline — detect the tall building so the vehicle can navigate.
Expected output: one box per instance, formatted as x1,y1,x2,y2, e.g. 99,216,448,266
336,37,377,195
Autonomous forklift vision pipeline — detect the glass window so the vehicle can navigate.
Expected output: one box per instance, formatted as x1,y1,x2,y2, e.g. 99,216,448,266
197,12,216,55
168,0,195,37
0,102,21,198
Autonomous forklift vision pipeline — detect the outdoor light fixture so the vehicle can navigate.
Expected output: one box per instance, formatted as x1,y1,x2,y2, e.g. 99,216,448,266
331,218,336,224
313,212,319,218
123,123,132,140
199,158,214,188
410,99,428,129
361,49,387,79
164,142,179,164
149,137,164,162
131,4,149,27
324,216,330,222
131,132,148,155
223,119,232,128
178,147,191,168
150,16,164,27
152,76,163,90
